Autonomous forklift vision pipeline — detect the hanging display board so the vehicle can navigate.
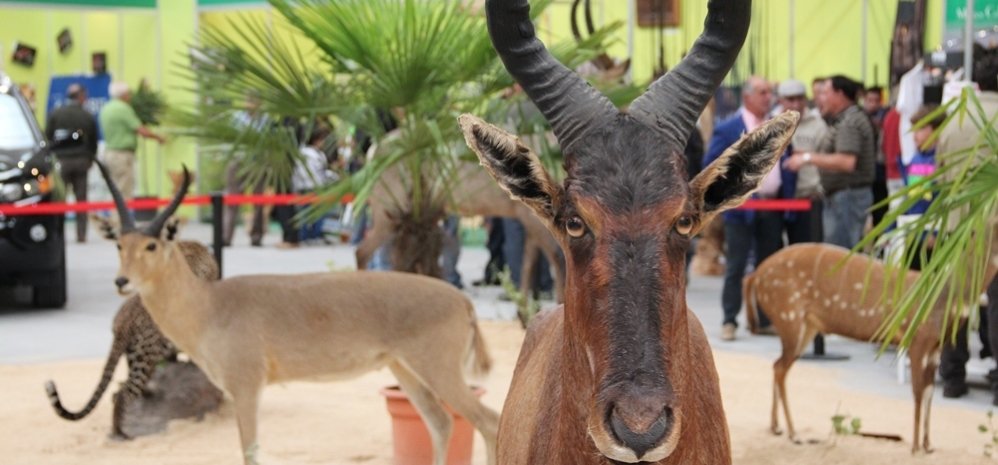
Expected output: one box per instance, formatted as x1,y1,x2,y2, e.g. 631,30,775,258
943,0,998,50
635,0,679,28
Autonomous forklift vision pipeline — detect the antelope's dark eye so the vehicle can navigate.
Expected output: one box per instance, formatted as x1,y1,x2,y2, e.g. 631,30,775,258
146,242,157,252
675,216,694,236
566,216,586,238
116,243,122,251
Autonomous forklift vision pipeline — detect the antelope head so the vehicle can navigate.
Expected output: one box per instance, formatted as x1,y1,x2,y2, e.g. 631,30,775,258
96,161,191,296
461,0,796,462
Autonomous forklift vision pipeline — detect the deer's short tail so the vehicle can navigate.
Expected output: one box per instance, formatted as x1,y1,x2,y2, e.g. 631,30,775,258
465,301,493,379
744,272,761,334
45,335,125,421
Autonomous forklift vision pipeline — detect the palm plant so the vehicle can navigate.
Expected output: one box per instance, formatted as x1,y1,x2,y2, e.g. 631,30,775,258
857,89,998,349
174,0,627,276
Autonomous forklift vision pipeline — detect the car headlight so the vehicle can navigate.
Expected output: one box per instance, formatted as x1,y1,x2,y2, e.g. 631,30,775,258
0,183,21,202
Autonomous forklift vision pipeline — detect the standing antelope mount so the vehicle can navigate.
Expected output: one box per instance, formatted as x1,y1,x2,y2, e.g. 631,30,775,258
460,0,797,463
744,238,998,452
95,162,499,465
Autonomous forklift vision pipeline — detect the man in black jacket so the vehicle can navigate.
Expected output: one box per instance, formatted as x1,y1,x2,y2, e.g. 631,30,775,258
46,83,98,243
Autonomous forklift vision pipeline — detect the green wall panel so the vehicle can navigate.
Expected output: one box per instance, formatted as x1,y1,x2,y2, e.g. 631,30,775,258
0,0,155,8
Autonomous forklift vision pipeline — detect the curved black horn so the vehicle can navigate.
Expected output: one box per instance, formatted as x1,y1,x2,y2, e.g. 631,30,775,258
583,0,596,37
570,0,583,43
629,0,752,146
95,160,135,233
143,165,190,238
486,0,616,151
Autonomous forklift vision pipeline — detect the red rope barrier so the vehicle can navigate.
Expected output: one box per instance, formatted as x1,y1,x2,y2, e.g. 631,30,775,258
738,199,812,211
0,193,353,216
0,194,807,216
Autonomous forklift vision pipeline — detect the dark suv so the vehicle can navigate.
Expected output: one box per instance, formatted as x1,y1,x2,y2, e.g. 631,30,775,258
0,73,67,308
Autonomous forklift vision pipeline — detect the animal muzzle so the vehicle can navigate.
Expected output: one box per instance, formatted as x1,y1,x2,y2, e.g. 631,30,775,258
590,391,681,463
114,276,133,295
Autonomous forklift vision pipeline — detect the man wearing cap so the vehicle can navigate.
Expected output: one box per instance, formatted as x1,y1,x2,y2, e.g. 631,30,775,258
777,79,828,244
785,75,876,249
46,83,98,243
703,76,797,341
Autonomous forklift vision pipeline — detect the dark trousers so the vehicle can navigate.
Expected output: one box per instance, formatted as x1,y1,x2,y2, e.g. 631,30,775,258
722,211,784,327
58,156,93,242
502,218,553,294
483,217,506,284
222,161,266,246
786,198,823,244
870,163,889,232
272,184,299,244
940,275,998,388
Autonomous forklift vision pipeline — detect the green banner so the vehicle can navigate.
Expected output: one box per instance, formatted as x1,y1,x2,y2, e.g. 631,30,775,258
946,0,998,30
197,0,266,5
0,0,156,7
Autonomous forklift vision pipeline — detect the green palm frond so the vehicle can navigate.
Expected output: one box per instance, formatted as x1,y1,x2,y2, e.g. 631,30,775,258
174,0,625,229
855,89,998,350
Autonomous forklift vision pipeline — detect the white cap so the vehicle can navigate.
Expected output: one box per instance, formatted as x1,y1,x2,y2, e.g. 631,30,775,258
777,79,807,98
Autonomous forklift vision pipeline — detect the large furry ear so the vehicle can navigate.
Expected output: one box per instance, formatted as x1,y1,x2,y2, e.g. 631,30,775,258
690,111,799,222
164,216,181,241
459,114,562,224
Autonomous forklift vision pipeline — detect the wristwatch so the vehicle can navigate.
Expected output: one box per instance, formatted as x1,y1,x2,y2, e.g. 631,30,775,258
802,152,812,164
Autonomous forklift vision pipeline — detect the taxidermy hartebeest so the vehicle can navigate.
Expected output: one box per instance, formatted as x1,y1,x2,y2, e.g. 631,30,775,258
459,0,798,463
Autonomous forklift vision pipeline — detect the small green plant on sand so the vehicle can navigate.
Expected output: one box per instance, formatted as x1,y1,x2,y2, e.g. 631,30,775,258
979,410,998,458
497,267,540,329
830,405,862,444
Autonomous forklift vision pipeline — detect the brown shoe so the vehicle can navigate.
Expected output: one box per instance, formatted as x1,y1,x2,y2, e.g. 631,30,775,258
721,323,736,341
275,241,299,249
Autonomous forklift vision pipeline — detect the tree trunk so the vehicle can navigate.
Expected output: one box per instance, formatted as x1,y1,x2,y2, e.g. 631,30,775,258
388,202,446,278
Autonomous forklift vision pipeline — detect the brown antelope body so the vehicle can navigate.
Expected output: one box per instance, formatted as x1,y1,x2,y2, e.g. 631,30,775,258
461,1,796,463
744,241,998,452
96,163,499,465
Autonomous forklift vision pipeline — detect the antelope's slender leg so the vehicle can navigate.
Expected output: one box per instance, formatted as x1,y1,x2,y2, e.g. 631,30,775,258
397,357,499,465
389,362,454,465
230,387,262,465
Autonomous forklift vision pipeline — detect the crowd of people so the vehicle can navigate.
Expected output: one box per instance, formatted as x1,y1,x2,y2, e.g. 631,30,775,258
702,51,998,405
42,51,998,404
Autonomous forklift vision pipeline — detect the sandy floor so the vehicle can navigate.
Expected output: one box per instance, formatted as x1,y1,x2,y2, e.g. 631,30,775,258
2,321,995,465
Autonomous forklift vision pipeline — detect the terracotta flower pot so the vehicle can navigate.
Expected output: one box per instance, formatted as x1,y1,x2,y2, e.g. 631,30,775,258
380,385,485,465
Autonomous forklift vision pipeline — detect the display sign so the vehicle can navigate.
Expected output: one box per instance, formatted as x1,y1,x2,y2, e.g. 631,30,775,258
46,74,112,139
943,0,998,49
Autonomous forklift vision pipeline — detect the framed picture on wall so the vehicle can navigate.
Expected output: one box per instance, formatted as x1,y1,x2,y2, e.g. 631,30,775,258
57,28,73,54
11,42,37,67
636,0,680,28
92,52,107,75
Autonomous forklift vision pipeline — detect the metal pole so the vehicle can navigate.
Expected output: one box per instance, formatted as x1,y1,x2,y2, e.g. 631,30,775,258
965,0,975,82
211,192,224,279
626,0,635,83
861,0,869,82
789,0,795,78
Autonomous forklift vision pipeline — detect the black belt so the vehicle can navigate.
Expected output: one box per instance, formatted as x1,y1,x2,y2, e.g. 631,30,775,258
825,183,870,196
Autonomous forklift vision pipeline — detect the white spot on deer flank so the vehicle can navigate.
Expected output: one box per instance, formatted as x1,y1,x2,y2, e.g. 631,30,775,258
853,282,863,290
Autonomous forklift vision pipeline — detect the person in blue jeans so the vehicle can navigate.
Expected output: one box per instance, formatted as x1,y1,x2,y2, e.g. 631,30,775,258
502,218,553,299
